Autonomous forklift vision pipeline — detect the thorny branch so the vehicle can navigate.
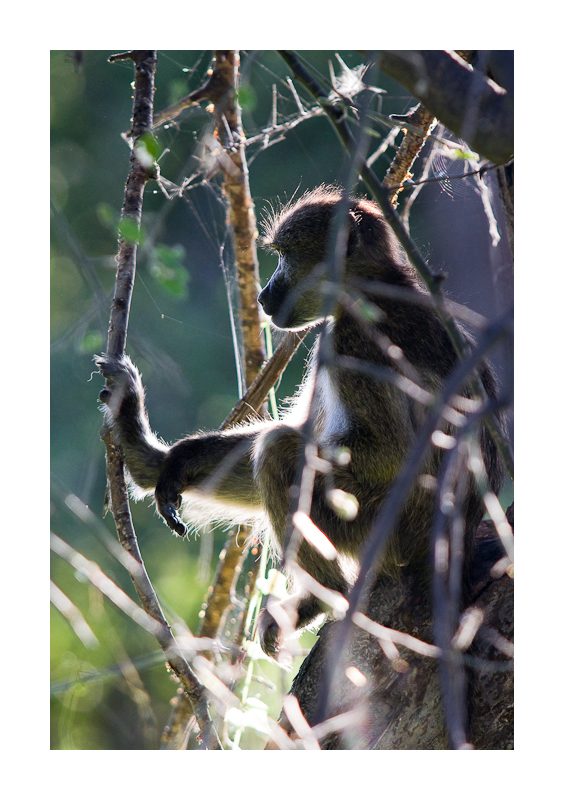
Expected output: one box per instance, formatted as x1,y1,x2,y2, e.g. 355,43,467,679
100,50,221,750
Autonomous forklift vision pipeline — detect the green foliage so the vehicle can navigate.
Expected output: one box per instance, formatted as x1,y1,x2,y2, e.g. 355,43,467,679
118,217,143,244
237,84,257,111
149,244,189,298
77,331,104,354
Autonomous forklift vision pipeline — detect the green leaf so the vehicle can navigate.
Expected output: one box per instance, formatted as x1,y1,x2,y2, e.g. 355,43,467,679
150,244,190,298
77,331,103,354
134,132,161,168
452,147,479,160
237,84,257,111
96,202,117,229
118,217,142,244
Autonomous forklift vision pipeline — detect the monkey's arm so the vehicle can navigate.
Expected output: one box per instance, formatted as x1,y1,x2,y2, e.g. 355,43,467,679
97,355,263,536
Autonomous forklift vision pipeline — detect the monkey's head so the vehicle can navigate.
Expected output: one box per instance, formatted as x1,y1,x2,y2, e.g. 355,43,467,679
258,186,407,330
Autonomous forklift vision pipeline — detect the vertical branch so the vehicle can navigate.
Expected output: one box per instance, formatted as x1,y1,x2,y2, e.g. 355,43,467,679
432,439,473,749
164,51,274,748
105,51,157,359
101,50,221,751
196,51,267,647
209,50,266,389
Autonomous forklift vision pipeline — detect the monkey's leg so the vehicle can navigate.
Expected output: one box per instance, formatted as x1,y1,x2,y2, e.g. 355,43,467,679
258,537,350,657
255,424,349,656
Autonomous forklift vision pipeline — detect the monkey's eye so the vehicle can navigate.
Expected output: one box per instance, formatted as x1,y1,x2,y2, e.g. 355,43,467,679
257,235,278,252
262,243,285,258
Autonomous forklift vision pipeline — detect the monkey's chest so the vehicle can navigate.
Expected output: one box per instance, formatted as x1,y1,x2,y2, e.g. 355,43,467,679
313,369,351,445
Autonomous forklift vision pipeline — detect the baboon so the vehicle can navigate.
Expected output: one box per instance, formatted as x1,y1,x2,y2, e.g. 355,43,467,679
97,186,504,657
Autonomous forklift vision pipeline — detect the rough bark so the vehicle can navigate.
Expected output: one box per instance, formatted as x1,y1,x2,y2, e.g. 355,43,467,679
383,105,437,207
209,50,265,390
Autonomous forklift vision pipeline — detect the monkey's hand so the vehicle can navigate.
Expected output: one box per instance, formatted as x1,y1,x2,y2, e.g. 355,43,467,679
96,354,169,498
258,607,282,658
159,501,188,538
96,354,143,418
155,457,189,538
259,593,326,659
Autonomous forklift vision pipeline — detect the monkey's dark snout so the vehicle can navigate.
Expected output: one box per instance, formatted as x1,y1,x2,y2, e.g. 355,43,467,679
257,284,274,316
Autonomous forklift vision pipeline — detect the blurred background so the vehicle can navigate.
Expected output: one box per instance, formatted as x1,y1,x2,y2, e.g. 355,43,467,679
50,50,513,749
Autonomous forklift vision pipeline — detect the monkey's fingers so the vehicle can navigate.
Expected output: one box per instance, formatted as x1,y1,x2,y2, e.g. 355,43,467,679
160,502,188,537
95,354,118,380
258,608,282,658
95,354,136,386
96,355,121,399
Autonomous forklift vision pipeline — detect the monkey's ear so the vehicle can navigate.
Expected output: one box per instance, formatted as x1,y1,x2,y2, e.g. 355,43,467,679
347,211,361,256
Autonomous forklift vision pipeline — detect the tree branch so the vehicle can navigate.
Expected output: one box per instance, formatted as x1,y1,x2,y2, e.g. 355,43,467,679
100,50,221,750
377,50,513,165
209,50,266,390
383,105,437,206
220,329,308,428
